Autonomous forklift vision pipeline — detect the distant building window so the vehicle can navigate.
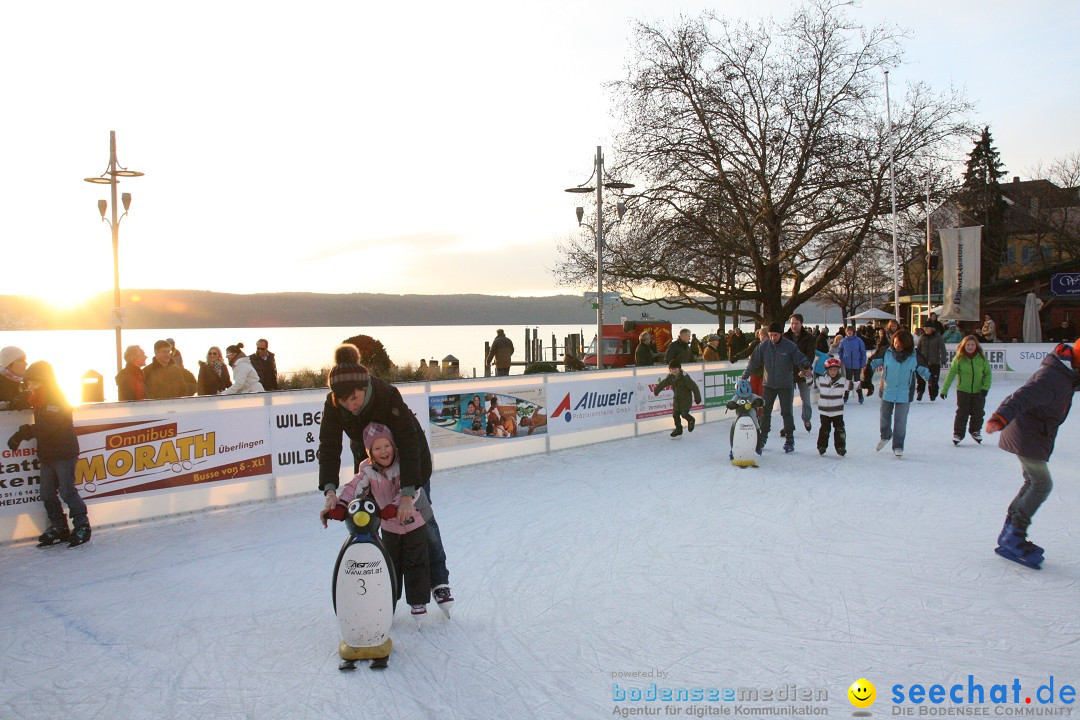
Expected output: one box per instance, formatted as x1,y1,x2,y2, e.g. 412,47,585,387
1021,246,1034,265
1043,246,1053,261
1005,247,1016,264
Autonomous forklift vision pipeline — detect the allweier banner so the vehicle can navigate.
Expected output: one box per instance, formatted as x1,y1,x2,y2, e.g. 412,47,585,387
939,226,982,320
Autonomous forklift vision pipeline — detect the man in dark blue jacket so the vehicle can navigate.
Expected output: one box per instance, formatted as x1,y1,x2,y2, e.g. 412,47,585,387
742,321,811,454
986,340,1080,569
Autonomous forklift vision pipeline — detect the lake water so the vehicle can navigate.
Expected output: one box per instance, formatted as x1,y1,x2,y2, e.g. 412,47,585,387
0,321,776,405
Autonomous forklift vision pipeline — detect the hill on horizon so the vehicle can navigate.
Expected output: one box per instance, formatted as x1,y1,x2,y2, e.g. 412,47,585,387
0,289,841,330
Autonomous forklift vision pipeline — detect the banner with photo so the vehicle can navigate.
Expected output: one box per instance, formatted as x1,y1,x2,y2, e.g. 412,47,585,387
547,376,638,434
428,387,546,449
0,408,272,516
704,368,746,408
939,226,982,320
635,369,705,419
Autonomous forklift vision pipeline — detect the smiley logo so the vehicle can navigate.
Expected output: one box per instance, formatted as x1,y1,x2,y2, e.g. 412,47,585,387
848,679,876,708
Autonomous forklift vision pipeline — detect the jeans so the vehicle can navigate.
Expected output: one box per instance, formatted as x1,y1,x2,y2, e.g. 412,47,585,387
761,386,795,442
879,400,911,450
39,459,88,530
795,378,812,424
1007,456,1053,531
844,368,863,400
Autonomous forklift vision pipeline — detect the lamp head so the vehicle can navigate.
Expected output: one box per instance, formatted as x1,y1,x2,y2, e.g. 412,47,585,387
617,201,627,220
121,192,132,212
97,199,107,219
575,207,584,225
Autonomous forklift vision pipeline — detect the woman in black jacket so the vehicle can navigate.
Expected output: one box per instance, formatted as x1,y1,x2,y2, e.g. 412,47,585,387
197,346,232,396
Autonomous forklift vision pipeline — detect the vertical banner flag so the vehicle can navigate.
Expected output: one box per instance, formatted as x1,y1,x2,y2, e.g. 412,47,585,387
939,226,982,320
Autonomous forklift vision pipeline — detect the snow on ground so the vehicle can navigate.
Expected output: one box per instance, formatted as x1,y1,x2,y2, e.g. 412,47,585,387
2,379,1079,720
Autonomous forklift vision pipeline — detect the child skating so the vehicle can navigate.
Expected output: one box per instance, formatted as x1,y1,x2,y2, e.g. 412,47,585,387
985,340,1079,569
654,361,702,437
816,357,851,456
940,335,992,445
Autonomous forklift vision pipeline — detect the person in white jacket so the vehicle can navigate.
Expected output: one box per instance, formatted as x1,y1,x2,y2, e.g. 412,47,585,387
221,343,265,394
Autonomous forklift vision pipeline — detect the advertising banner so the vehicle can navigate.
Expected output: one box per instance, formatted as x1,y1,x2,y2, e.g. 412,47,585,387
1050,273,1080,297
939,226,982,320
943,343,1058,374
548,375,638,434
704,368,745,408
0,408,272,516
428,387,547,448
269,401,325,476
636,369,705,419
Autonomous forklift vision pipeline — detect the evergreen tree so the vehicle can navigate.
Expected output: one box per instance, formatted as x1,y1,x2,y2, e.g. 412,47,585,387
958,127,1008,283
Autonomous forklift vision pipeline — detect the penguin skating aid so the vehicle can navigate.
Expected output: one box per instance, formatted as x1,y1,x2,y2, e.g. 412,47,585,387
332,498,397,670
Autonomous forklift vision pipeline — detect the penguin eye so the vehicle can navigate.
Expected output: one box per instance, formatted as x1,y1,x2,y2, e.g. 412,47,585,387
347,499,362,514
363,500,376,514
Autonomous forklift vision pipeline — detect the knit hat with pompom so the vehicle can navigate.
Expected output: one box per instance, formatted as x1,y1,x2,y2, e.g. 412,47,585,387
327,344,370,400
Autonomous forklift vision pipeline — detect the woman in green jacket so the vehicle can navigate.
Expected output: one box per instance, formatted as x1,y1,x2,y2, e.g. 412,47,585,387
941,335,992,445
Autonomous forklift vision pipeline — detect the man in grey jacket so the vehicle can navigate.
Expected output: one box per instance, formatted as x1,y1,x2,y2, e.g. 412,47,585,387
916,323,948,401
742,321,811,454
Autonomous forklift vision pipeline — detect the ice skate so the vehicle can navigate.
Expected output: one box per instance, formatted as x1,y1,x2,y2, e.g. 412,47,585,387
970,430,982,444
67,525,92,548
433,585,454,617
670,428,683,438
893,448,903,458
996,518,1043,569
953,435,962,446
875,439,887,452
36,526,70,548
687,416,696,433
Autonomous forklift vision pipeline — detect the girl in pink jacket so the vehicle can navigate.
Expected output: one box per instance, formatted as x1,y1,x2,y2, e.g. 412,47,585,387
324,423,432,617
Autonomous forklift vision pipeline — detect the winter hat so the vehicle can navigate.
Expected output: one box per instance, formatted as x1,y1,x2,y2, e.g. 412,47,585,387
328,344,370,400
768,321,784,334
22,360,56,384
362,422,396,457
0,346,26,370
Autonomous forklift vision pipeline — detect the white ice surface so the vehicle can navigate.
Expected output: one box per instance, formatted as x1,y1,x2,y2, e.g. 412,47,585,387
2,379,1079,720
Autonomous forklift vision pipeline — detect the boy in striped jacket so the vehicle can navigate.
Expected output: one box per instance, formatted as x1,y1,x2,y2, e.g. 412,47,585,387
816,357,852,456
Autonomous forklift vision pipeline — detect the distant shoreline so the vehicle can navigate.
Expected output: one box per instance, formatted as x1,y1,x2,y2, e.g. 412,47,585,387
0,289,841,331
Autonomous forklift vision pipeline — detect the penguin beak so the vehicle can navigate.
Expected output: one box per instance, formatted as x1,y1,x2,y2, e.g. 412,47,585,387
352,511,371,527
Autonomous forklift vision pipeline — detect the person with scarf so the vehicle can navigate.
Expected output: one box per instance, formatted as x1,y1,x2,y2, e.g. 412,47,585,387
115,345,148,402
197,346,232,396
868,330,930,458
220,343,265,395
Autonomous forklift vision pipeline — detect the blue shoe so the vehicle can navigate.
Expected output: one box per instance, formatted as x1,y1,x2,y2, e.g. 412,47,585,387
998,517,1044,558
783,441,794,454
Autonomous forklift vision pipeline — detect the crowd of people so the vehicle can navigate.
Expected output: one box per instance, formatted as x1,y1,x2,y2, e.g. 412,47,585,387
115,338,279,400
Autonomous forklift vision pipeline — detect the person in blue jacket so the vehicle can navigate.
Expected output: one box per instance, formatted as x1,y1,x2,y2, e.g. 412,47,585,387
868,330,929,458
985,340,1080,569
838,326,867,403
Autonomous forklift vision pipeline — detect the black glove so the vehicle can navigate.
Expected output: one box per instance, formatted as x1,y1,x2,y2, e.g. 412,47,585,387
7,425,29,451
981,390,988,398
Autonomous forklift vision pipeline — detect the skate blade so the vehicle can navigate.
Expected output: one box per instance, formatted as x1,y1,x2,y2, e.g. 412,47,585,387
369,657,389,670
339,659,358,671
995,546,1042,570
436,602,453,618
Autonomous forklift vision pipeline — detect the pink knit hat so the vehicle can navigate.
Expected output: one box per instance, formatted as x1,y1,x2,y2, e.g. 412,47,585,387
362,422,396,457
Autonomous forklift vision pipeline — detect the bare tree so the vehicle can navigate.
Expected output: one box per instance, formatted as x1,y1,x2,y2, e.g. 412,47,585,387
556,1,971,324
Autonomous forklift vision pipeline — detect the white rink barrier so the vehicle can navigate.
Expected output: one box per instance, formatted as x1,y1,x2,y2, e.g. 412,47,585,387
0,344,1051,544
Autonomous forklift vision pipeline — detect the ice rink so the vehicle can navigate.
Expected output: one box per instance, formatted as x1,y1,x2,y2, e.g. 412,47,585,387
2,378,1078,720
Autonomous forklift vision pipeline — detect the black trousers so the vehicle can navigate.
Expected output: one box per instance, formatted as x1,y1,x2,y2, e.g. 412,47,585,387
916,364,941,399
844,368,862,399
382,527,431,607
953,390,986,437
672,408,693,429
817,415,846,453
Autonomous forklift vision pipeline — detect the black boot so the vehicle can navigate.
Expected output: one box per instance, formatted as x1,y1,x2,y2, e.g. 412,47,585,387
68,525,92,548
36,526,70,548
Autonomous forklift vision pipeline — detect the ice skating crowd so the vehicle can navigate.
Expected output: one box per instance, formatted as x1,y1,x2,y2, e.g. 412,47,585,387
1,307,1076,666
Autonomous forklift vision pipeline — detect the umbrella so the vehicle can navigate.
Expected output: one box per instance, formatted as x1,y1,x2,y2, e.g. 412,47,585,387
1022,293,1042,343
848,308,898,321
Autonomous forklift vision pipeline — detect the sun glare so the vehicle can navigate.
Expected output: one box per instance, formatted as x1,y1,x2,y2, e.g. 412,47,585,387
40,285,100,312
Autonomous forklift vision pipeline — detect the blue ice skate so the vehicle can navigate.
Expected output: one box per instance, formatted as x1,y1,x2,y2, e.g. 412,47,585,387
995,517,1043,569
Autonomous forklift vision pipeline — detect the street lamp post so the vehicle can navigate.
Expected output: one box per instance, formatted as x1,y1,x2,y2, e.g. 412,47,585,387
84,131,143,377
565,146,633,369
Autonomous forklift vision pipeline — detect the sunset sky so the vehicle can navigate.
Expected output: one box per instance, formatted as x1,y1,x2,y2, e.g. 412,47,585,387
2,0,1077,309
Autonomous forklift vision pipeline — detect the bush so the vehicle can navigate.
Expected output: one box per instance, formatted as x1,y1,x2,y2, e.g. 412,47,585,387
523,362,560,375
342,334,392,377
277,368,329,390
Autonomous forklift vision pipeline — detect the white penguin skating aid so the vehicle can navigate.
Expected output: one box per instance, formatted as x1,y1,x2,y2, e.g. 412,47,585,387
332,498,397,670
730,414,759,468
